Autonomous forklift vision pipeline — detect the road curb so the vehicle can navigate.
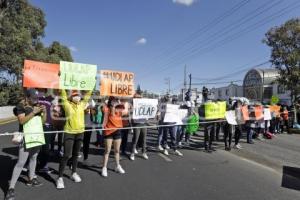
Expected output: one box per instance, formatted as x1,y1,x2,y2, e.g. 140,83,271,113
0,117,17,125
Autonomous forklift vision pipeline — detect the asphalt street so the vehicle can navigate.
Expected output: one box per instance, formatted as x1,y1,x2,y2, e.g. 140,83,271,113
0,121,300,200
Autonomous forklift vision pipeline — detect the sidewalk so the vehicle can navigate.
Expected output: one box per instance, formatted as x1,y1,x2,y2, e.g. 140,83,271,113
227,133,300,172
0,106,16,124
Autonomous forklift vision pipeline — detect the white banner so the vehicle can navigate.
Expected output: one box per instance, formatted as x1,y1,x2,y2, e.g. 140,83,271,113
264,108,272,121
163,104,180,123
176,109,189,125
225,111,237,125
133,98,158,120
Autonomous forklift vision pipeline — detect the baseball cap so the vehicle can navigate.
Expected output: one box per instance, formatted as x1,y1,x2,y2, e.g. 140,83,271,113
25,88,39,100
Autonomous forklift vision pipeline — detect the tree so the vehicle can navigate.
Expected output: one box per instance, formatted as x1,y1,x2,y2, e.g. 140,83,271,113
263,18,300,106
0,0,73,105
136,84,142,95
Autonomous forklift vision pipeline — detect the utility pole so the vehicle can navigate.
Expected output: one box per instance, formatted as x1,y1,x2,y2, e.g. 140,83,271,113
184,65,187,90
165,77,170,94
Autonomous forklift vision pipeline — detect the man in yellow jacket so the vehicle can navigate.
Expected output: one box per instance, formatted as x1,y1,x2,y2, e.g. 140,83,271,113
56,89,92,190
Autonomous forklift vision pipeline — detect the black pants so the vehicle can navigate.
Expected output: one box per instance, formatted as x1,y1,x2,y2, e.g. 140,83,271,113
59,133,83,177
234,125,242,145
121,129,130,153
83,129,92,160
223,123,232,148
204,123,215,149
51,125,64,152
37,125,52,169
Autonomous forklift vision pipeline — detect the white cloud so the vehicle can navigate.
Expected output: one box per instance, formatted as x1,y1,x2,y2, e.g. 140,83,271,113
136,37,147,45
172,0,196,6
69,46,78,52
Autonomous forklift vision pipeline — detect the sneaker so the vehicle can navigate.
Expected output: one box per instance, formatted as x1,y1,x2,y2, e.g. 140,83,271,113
71,173,82,183
174,150,183,156
158,145,164,151
101,167,108,177
27,178,42,187
130,154,135,161
82,159,91,166
77,154,82,158
38,167,52,174
234,144,242,150
163,149,169,156
134,148,138,154
165,145,170,150
115,165,125,174
5,188,15,200
56,177,65,189
142,153,149,160
225,147,230,151
59,150,64,157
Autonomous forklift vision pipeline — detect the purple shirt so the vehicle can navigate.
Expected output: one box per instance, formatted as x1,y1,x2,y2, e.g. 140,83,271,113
38,96,54,125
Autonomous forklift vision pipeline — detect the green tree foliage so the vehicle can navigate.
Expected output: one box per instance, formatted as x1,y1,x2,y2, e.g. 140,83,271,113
0,0,73,106
263,18,300,104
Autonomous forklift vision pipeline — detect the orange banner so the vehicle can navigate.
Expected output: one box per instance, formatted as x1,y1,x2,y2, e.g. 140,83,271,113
100,70,134,97
255,105,264,120
269,105,281,116
23,60,59,89
242,106,249,121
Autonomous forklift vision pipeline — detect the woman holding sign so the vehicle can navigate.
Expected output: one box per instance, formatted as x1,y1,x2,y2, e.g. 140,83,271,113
101,96,128,177
56,89,93,189
5,89,46,200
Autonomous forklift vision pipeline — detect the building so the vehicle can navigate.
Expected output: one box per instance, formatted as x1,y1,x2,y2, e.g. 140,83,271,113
243,68,291,105
211,83,243,101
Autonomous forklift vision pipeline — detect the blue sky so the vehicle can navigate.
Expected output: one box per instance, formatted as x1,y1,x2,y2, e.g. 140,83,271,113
30,0,300,94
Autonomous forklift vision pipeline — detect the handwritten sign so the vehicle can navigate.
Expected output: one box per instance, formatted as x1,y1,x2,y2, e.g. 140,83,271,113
23,60,59,89
60,61,97,90
176,109,189,125
133,98,158,120
164,104,180,123
225,111,237,125
270,105,281,117
255,106,264,120
23,116,45,149
100,70,134,97
242,106,249,121
264,108,272,120
204,101,226,120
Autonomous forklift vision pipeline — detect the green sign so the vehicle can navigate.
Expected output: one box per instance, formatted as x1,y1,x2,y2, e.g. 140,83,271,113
59,61,97,90
23,116,45,149
205,101,226,120
271,95,279,105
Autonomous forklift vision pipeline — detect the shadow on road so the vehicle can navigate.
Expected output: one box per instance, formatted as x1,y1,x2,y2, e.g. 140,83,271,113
0,155,16,195
281,166,300,191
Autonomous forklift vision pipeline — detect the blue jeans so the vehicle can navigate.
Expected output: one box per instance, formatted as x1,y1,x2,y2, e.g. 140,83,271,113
247,127,254,143
158,124,178,150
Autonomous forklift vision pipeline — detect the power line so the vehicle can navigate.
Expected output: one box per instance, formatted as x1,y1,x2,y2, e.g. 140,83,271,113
149,0,285,74
139,0,251,77
191,80,243,85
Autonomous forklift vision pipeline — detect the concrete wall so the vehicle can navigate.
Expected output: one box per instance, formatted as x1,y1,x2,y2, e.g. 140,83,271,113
0,106,15,119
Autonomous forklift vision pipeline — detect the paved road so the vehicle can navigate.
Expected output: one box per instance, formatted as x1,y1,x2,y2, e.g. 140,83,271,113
0,121,300,200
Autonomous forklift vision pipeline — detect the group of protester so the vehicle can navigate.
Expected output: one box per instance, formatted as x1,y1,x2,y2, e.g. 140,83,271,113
4,87,293,200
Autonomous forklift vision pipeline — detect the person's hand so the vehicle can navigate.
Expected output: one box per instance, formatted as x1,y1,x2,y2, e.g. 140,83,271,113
33,106,43,115
41,105,47,113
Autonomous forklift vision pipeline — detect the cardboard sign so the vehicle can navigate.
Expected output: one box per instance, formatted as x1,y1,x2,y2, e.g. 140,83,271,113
242,106,249,121
204,101,226,120
271,95,279,105
270,105,281,116
60,61,97,90
100,70,134,97
23,60,60,89
255,106,264,120
225,111,237,125
23,116,45,149
133,98,158,120
176,109,189,125
264,108,272,120
164,104,180,123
